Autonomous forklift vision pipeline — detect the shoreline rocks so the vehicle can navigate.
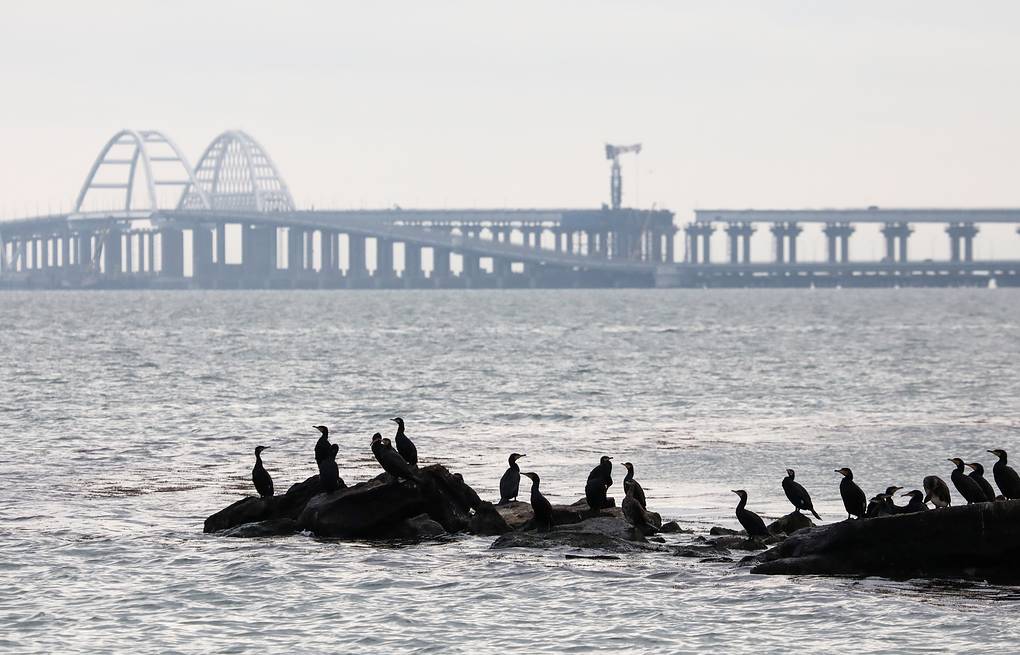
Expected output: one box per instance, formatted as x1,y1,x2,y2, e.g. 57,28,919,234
751,499,1020,583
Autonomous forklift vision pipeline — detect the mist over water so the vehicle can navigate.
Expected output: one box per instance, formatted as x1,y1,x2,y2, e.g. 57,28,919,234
2,289,1019,653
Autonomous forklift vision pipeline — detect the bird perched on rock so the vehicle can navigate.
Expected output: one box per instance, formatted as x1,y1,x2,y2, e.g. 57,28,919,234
622,462,646,509
313,425,332,463
585,455,613,513
922,475,951,508
521,471,554,532
371,433,421,483
865,486,902,517
782,469,822,520
252,446,273,499
731,489,770,538
622,483,657,537
966,462,996,502
498,453,526,504
948,457,986,504
897,489,929,514
987,449,1020,499
835,468,867,520
318,442,342,493
391,417,418,465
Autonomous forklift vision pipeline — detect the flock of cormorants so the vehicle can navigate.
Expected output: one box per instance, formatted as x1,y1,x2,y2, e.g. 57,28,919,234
248,423,1020,535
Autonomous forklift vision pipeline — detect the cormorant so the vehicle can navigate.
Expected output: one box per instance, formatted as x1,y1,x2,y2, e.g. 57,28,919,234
865,485,902,517
498,453,526,504
313,425,331,463
318,442,341,492
622,462,647,509
585,455,613,512
782,469,822,519
898,489,929,514
731,489,770,538
521,471,554,532
966,462,996,502
252,446,273,499
922,475,951,508
371,433,422,483
987,449,1020,499
391,417,418,465
835,468,867,520
622,483,657,536
948,457,986,504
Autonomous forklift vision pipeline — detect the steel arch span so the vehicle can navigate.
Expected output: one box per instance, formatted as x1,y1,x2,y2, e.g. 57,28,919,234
74,129,209,213
178,130,295,213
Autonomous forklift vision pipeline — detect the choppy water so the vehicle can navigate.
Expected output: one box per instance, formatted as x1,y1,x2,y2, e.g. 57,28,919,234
2,289,1020,654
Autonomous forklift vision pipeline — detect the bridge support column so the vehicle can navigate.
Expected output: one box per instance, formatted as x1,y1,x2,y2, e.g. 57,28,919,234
462,252,481,283
946,223,978,262
881,223,912,263
288,228,305,274
192,225,214,285
160,228,183,278
375,238,394,282
821,223,854,264
215,222,226,268
242,225,276,284
432,247,450,283
104,230,122,275
323,231,338,275
403,243,422,283
492,256,512,283
348,234,366,280
686,222,713,264
77,232,92,271
565,231,574,255
125,232,135,273
786,223,802,263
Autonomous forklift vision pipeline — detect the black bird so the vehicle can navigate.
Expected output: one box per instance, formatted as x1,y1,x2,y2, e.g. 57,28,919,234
898,489,929,514
922,475,951,508
866,485,902,517
731,489,770,538
252,445,274,499
371,433,421,483
622,462,647,509
782,469,822,520
966,462,996,502
988,449,1020,499
948,457,986,504
498,453,526,504
521,471,554,532
585,455,613,512
622,484,657,536
318,442,342,492
391,417,418,465
313,425,331,462
835,468,867,520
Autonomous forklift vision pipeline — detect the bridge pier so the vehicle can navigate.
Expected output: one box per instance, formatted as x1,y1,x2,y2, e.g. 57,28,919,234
725,222,754,264
348,234,367,282
403,243,423,284
287,228,305,279
161,228,184,278
881,222,912,263
685,222,714,264
192,225,214,283
946,223,978,262
432,247,451,285
770,222,802,264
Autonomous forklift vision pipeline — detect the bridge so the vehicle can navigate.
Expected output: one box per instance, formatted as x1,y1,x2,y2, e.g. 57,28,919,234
0,129,674,289
1,129,1019,289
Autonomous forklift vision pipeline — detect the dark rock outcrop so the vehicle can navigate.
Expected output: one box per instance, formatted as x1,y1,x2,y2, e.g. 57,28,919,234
491,514,670,553
767,511,814,535
468,501,512,536
222,518,298,538
205,465,482,540
752,500,1020,582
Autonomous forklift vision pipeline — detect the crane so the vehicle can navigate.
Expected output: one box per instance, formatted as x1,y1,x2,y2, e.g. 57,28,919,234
605,143,641,210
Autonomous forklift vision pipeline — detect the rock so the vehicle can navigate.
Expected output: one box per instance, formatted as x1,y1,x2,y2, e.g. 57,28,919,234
675,543,731,558
490,515,669,553
709,526,742,536
206,464,482,540
468,501,512,536
494,500,624,530
766,511,814,536
660,521,689,534
708,534,772,551
752,500,1020,582
565,554,621,560
203,475,322,534
222,518,298,538
380,513,446,540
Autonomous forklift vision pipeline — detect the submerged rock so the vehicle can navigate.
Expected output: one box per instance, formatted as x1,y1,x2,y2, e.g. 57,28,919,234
222,518,298,538
752,500,1020,582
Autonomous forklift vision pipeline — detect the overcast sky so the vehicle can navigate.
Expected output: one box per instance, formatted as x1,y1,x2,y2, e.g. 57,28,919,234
2,1,1019,260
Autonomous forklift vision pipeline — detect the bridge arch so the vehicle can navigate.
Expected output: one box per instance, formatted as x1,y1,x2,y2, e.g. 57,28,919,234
178,130,295,213
74,129,209,213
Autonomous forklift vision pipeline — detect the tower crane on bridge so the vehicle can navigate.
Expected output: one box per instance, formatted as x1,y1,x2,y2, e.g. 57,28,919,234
605,143,641,210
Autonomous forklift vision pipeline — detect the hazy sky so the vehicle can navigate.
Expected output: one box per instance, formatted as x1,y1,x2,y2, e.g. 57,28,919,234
2,1,1019,260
